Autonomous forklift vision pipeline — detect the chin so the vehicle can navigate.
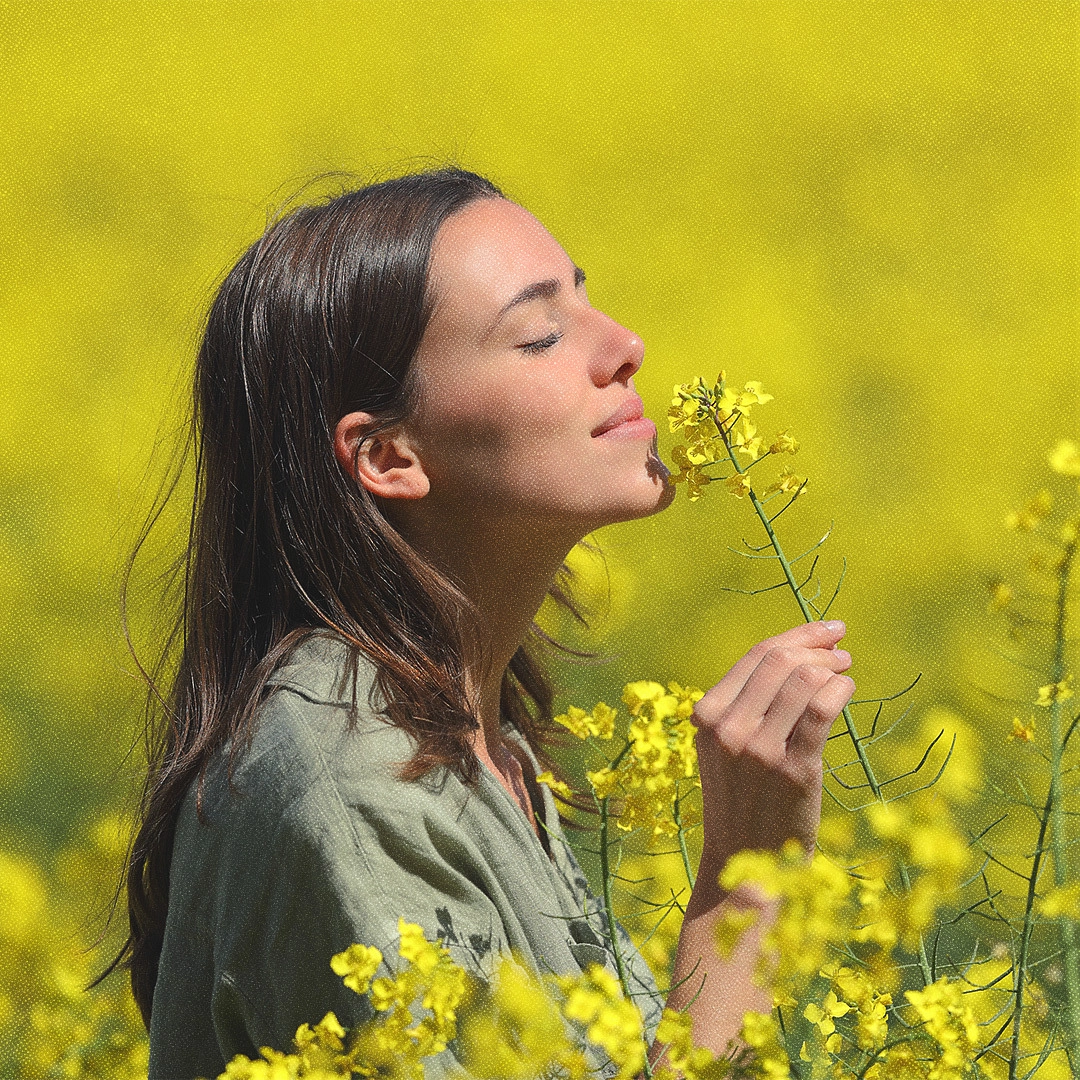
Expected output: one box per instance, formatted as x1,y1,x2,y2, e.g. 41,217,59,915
602,460,677,526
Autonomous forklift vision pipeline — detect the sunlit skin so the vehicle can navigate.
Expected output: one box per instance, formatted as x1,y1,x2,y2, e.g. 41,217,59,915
333,196,856,1061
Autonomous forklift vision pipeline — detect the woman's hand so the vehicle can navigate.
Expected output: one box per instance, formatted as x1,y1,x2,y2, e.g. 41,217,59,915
655,620,855,1065
690,619,855,899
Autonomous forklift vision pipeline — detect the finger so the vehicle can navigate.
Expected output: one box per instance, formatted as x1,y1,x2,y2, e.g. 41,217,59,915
718,643,852,740
785,674,857,761
694,621,848,720
756,662,840,747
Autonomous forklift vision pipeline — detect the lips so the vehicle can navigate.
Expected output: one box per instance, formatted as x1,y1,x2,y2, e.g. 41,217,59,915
592,396,645,437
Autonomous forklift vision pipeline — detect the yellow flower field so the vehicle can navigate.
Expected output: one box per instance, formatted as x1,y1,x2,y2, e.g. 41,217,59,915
0,3,1075,1077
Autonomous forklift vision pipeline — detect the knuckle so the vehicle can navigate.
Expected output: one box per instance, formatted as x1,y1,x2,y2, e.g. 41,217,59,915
767,645,798,666
803,696,836,724
703,718,747,758
692,698,721,728
795,662,830,687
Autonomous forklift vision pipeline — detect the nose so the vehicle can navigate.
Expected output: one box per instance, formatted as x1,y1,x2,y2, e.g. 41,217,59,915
588,311,644,387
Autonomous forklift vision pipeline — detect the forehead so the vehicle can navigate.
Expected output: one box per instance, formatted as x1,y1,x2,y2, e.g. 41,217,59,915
426,198,573,328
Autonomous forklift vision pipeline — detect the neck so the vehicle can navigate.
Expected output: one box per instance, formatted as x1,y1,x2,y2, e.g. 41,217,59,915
391,508,583,757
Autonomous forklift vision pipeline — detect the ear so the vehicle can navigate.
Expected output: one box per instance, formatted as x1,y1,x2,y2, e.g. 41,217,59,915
333,411,430,500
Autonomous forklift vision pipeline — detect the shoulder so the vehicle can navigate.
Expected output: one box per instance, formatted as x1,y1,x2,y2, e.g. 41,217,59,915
167,632,490,949
258,631,418,784
186,632,472,841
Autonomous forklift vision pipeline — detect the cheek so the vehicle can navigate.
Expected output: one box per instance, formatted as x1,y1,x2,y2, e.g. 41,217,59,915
422,370,588,469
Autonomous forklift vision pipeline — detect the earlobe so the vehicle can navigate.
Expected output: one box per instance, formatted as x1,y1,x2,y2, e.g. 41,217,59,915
333,411,430,500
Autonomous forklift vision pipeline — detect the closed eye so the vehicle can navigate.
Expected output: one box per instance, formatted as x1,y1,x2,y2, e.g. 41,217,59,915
520,331,563,356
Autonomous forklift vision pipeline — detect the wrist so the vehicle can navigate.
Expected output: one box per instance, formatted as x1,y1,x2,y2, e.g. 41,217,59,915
685,872,777,921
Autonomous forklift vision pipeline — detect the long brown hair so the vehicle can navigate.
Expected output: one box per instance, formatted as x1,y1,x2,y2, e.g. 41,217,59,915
95,167,594,1028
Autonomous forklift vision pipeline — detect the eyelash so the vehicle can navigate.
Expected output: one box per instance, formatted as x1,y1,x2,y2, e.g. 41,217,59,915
520,331,563,355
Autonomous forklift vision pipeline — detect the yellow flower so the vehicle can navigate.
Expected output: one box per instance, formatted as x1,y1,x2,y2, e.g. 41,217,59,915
459,958,588,1080
1009,716,1036,742
535,771,574,800
725,473,751,499
556,965,645,1080
1035,675,1073,706
1049,438,1080,476
554,702,617,740
731,417,764,461
737,380,774,408
739,1011,790,1078
219,1049,305,1078
330,943,383,996
397,917,441,975
670,372,773,438
764,468,806,497
293,1011,346,1073
668,393,703,434
586,766,621,801
769,429,799,455
855,1001,890,1051
904,978,980,1079
803,991,851,1037
622,680,666,714
669,441,719,501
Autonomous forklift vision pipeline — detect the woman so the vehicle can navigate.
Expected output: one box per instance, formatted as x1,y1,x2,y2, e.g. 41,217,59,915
109,167,854,1078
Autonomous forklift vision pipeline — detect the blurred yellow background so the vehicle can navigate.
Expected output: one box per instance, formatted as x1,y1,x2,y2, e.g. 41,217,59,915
0,0,1074,901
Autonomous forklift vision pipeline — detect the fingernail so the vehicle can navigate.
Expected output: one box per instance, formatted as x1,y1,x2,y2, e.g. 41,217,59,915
823,620,845,633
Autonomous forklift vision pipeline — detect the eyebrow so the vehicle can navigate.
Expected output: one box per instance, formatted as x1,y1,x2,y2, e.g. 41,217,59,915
485,265,586,336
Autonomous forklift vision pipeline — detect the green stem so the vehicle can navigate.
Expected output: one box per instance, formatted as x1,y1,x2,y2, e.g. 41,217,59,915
1009,782,1053,1080
710,404,933,987
672,783,697,890
1046,536,1080,1066
599,796,653,1079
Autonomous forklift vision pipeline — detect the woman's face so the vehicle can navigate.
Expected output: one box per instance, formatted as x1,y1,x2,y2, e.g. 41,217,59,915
403,197,674,540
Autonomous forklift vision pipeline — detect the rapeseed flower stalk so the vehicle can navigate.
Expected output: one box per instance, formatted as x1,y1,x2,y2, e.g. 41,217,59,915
657,371,1037,1077
665,373,948,963
548,677,708,1078
966,440,1080,1077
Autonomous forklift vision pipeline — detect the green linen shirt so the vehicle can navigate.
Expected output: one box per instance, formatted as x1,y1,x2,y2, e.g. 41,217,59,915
148,633,664,1080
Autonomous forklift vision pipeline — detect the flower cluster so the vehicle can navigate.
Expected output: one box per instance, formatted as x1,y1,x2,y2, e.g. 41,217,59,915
456,957,590,1080
216,918,466,1080
555,701,619,741
665,373,802,503
715,841,854,994
555,964,647,1080
1,825,148,1080
581,681,705,838
902,979,981,1080
861,799,970,952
